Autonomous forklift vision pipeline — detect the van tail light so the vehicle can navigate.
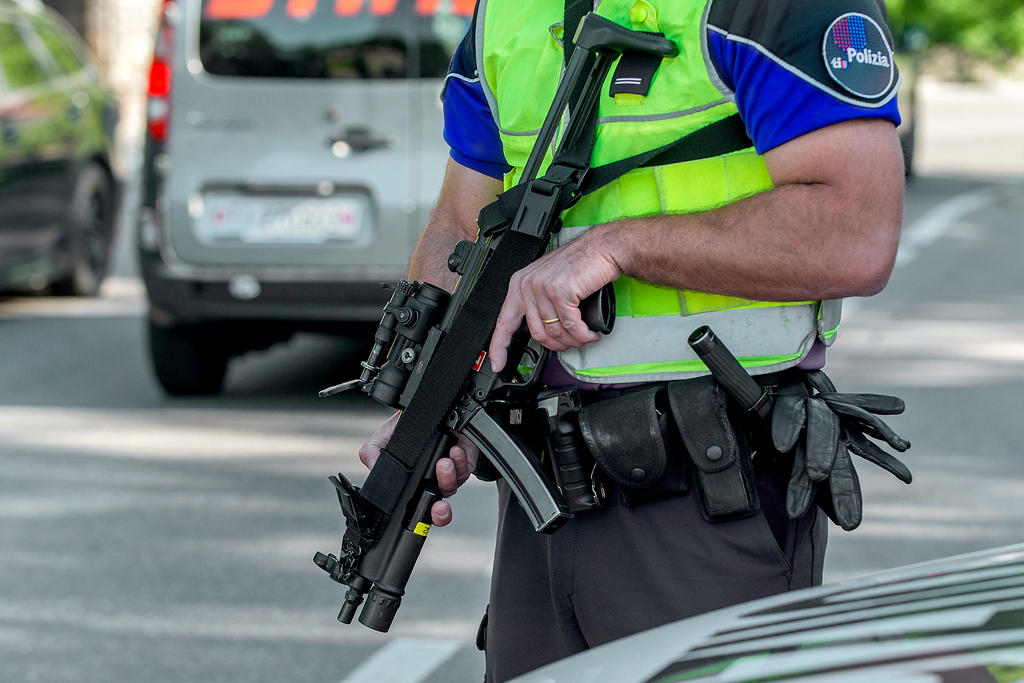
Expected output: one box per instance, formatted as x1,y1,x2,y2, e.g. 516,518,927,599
146,1,177,142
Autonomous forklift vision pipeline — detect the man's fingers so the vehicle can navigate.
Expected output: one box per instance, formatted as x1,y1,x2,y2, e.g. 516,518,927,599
427,441,479,527
525,318,569,351
436,457,459,497
357,443,379,469
489,300,524,373
453,433,481,470
449,445,473,485
524,300,598,351
431,500,453,526
358,411,401,470
554,302,601,346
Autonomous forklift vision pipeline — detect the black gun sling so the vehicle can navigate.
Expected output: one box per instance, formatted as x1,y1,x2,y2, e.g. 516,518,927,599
479,114,753,232
360,30,754,523
359,228,547,517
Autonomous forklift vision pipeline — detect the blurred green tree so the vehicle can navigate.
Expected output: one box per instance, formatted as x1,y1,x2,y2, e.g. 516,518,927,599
886,0,1024,61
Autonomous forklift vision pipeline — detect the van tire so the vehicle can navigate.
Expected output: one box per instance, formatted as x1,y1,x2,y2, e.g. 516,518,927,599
52,163,115,296
148,321,229,395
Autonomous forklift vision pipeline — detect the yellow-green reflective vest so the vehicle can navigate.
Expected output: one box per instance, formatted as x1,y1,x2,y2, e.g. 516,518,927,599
476,0,841,384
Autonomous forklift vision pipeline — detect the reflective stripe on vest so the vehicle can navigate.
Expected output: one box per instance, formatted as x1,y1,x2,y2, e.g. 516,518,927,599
564,302,820,382
477,0,842,383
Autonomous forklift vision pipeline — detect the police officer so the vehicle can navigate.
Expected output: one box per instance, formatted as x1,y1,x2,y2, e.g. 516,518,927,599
359,0,910,679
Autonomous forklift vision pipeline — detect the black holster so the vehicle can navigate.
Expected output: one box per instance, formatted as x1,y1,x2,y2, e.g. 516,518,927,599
577,386,688,506
566,375,760,517
667,377,759,522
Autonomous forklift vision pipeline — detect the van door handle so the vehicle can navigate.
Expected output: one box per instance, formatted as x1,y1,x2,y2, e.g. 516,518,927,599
328,126,395,154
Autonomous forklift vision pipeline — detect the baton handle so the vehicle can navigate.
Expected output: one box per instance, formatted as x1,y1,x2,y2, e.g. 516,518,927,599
688,326,772,421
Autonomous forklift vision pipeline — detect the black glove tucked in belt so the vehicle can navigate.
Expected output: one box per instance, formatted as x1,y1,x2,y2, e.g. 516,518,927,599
771,370,912,531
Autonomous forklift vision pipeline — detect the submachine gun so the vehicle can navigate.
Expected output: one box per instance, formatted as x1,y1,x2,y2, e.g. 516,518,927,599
313,14,678,632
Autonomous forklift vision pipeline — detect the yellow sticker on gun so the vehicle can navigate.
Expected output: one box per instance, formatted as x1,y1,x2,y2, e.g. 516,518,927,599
413,522,431,537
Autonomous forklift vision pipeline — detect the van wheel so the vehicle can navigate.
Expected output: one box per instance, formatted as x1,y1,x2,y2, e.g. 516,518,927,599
148,321,229,395
52,164,115,296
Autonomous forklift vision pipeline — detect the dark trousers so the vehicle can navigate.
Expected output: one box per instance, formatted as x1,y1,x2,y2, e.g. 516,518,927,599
481,469,827,682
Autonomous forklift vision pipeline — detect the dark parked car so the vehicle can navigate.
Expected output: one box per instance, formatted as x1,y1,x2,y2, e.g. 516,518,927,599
513,543,1024,682
0,0,119,295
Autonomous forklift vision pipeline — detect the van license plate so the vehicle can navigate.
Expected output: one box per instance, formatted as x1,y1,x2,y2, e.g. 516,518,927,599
194,194,367,245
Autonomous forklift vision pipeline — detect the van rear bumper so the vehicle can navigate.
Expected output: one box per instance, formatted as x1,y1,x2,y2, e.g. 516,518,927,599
140,253,398,328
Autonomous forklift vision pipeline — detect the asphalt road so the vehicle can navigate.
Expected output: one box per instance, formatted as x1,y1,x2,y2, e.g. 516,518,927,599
2,82,1023,682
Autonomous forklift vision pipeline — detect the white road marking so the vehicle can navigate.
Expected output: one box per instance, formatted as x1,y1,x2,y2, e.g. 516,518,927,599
894,183,1014,268
340,637,463,683
846,181,1017,318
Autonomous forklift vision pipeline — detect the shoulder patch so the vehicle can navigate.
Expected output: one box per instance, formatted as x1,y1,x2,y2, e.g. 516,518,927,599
707,0,899,108
822,12,894,99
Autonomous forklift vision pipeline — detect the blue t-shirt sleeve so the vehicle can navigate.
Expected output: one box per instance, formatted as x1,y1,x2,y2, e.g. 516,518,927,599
442,77,510,179
441,22,510,179
706,26,901,154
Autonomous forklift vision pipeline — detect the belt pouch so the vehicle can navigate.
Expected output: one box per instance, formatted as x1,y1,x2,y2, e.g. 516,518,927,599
578,387,667,492
667,377,759,521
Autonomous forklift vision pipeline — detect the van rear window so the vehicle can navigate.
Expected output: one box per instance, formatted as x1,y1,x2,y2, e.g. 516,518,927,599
199,0,471,79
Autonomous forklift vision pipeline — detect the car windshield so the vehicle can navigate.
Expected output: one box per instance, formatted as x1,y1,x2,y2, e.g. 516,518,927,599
198,0,472,79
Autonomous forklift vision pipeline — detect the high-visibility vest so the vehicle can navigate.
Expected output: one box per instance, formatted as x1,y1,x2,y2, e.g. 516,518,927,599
476,0,841,383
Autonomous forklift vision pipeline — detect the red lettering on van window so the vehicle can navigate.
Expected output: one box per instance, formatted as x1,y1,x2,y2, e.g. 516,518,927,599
334,0,362,15
204,0,274,19
369,0,398,15
416,0,472,15
286,0,318,18
414,0,438,15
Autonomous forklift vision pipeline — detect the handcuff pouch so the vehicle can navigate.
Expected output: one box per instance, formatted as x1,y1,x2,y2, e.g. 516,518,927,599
667,376,759,521
578,387,666,490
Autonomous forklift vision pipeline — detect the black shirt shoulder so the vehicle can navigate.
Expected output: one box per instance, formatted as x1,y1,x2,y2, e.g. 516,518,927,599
447,5,480,80
707,0,898,105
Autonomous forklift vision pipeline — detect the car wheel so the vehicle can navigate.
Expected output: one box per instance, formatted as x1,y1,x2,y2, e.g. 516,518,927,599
148,321,229,395
52,163,115,296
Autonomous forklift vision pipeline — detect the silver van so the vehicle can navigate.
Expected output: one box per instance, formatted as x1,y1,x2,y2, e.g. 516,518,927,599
137,0,469,394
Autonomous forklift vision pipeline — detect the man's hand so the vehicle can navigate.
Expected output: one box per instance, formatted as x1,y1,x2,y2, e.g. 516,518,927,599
358,412,480,526
488,226,621,372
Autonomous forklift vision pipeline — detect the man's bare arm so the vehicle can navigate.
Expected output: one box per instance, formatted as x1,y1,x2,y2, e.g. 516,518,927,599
408,159,505,291
605,118,904,301
489,118,905,370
